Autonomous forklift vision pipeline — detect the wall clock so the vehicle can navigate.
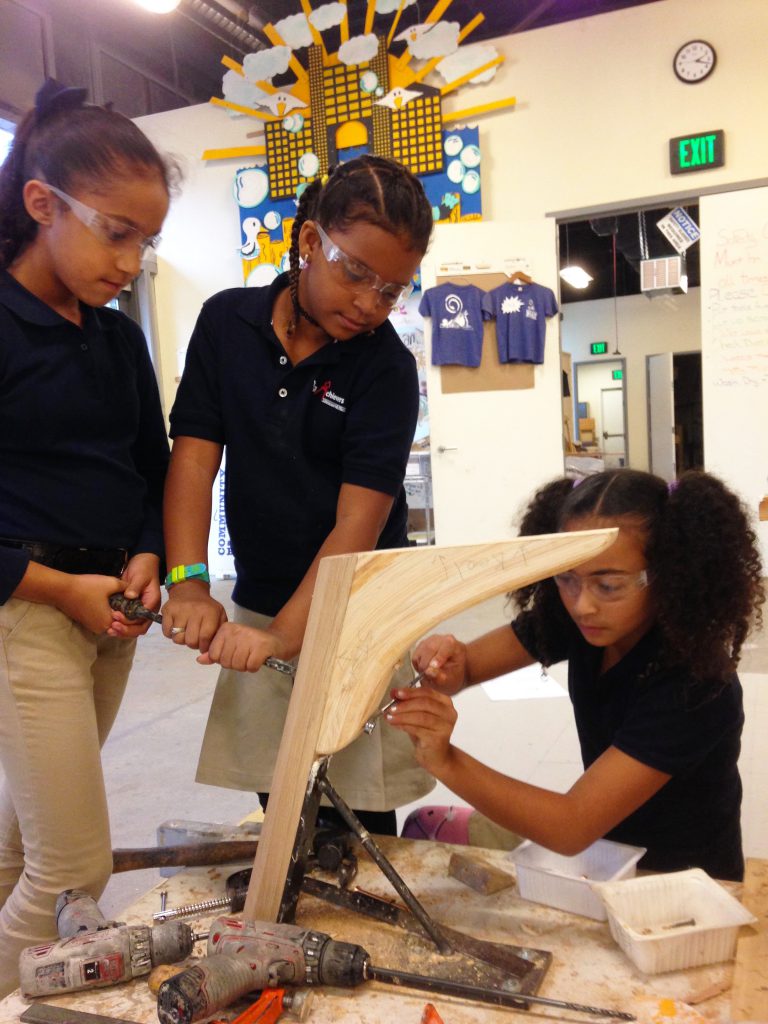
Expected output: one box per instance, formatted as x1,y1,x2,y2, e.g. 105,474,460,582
673,40,717,83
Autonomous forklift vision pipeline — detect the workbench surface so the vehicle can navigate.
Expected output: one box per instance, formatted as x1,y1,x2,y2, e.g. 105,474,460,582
0,838,762,1024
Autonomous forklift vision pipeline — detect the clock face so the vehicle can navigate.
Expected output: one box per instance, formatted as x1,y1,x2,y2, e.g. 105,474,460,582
674,40,716,83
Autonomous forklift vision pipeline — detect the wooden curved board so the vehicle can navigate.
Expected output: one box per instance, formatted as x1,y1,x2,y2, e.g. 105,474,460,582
317,530,616,755
244,528,616,922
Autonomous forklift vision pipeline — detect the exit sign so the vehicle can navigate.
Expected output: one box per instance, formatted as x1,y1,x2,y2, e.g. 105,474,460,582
669,130,724,174
590,342,608,355
612,369,623,380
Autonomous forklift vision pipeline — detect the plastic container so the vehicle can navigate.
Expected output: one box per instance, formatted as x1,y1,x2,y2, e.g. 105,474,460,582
593,868,757,974
508,838,646,920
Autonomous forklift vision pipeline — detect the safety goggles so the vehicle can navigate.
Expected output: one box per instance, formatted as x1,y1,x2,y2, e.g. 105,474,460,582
553,569,649,603
46,184,160,256
315,223,413,308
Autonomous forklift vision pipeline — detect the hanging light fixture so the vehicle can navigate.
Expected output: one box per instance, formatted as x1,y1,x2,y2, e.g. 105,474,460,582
134,0,181,12
559,223,593,289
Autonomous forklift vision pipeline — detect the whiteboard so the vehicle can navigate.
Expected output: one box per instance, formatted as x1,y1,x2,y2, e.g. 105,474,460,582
700,187,768,568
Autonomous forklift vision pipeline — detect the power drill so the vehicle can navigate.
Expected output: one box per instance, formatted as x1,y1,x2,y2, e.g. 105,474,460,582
157,916,367,1024
19,889,203,998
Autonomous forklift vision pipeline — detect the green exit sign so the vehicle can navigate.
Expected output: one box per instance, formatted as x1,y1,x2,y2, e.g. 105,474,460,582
590,342,608,355
612,369,623,380
669,129,724,174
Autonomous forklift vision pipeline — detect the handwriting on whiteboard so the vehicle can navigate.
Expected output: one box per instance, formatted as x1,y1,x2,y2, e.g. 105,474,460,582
706,221,768,388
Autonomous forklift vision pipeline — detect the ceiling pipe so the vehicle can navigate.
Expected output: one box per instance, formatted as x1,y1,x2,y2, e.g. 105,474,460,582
178,0,266,54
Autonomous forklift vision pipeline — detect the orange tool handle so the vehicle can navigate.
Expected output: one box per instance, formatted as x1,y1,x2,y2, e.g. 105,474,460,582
421,1004,446,1024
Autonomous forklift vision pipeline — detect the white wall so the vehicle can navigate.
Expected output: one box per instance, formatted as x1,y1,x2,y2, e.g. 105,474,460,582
561,290,701,470
136,0,768,522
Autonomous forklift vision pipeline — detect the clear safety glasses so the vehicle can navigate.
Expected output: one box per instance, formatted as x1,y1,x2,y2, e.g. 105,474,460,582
315,223,413,309
553,570,649,603
46,184,160,256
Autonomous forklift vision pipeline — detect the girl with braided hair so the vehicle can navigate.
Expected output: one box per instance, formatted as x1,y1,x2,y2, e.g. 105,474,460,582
0,79,175,989
164,155,435,832
390,469,764,880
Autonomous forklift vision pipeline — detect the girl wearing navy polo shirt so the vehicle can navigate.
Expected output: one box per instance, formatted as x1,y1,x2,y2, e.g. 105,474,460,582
0,80,173,990
390,470,763,881
164,157,435,834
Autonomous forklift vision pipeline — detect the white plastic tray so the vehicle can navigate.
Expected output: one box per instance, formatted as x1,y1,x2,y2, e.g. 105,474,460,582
592,868,757,973
508,838,646,920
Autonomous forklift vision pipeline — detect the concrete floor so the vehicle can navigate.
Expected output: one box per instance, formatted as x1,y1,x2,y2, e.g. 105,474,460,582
93,579,768,918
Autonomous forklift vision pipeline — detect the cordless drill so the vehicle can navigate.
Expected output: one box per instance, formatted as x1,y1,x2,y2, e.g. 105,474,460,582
19,889,202,998
157,916,367,1024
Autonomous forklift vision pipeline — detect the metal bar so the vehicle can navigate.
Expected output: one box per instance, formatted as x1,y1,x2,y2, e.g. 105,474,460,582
368,966,636,1021
316,767,452,955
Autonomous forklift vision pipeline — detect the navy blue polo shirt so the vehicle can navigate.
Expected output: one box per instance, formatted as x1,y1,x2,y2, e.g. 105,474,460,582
513,614,745,880
0,270,170,603
170,274,419,616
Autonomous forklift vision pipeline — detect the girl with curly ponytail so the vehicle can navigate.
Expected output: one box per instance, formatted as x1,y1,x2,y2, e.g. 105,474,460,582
391,469,763,881
0,79,177,991
164,155,434,835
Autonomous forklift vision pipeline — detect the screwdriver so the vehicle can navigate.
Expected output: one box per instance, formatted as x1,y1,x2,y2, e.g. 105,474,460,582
363,669,427,734
109,593,185,635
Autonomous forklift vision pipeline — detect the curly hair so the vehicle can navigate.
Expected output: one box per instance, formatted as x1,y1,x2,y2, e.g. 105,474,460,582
285,154,433,335
0,85,179,270
511,469,764,682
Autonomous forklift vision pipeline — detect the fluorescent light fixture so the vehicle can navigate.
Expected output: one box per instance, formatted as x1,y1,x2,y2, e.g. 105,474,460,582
134,0,181,12
559,265,593,289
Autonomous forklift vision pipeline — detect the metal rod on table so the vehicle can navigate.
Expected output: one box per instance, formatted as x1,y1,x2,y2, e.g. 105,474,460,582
316,765,452,955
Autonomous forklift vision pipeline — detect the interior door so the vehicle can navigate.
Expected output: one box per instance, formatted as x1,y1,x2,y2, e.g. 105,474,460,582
421,219,564,545
600,386,626,467
647,352,676,482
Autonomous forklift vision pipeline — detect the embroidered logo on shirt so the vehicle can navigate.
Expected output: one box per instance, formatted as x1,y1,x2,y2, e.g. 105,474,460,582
439,293,472,330
313,379,346,412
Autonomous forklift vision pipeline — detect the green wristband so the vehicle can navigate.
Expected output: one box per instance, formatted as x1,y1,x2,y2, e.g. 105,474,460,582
165,562,210,588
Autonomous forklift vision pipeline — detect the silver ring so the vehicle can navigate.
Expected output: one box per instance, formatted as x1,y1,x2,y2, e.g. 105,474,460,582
170,626,186,636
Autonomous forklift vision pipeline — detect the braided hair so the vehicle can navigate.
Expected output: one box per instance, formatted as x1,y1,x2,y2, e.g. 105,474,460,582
511,469,764,683
286,154,433,335
0,79,178,270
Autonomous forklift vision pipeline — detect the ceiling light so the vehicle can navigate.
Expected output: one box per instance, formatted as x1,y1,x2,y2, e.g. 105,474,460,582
559,265,593,289
134,0,181,12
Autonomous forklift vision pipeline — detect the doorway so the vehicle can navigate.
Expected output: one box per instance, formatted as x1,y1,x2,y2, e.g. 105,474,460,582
572,358,627,469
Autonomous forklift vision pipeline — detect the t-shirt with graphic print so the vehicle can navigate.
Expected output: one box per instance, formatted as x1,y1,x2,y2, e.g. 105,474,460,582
419,283,489,367
482,282,558,364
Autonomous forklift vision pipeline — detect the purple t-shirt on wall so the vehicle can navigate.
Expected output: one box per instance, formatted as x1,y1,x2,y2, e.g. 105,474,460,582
482,282,558,364
419,283,489,367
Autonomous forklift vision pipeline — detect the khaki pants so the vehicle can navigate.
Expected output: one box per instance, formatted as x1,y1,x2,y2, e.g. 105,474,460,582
0,599,135,996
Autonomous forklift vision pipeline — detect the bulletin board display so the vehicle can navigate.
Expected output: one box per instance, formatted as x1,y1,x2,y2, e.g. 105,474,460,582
436,273,534,394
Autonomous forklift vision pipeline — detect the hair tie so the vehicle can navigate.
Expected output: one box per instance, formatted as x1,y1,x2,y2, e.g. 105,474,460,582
34,78,87,124
320,173,329,186
667,480,678,494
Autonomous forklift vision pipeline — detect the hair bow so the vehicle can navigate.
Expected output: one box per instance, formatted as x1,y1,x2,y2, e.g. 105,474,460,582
34,78,88,123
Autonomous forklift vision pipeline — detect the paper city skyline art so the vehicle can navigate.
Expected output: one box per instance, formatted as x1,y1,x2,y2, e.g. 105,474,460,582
203,0,516,288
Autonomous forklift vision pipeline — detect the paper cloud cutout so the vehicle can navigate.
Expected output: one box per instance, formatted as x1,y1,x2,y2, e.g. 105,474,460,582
222,69,270,110
274,13,313,50
375,0,416,13
338,34,379,65
243,46,292,83
436,42,500,85
310,2,346,31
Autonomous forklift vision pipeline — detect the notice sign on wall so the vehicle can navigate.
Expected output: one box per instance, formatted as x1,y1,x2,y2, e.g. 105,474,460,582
669,130,724,175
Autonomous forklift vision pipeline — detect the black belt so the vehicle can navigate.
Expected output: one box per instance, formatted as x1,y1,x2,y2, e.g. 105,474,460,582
0,538,127,577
